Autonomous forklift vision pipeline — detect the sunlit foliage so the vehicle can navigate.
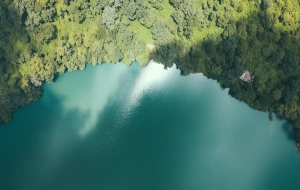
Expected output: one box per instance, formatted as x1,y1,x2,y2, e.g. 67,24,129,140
1,0,300,144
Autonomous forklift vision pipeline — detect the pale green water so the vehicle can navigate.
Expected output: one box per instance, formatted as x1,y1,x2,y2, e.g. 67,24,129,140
1,62,300,190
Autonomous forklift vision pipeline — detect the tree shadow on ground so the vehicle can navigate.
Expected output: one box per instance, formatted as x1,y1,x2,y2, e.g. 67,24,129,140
151,9,300,143
0,0,42,123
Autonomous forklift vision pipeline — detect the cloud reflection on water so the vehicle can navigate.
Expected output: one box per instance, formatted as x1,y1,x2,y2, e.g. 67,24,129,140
48,63,129,138
2,61,300,189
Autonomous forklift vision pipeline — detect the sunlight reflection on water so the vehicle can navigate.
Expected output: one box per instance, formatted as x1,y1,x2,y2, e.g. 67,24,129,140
2,61,300,190
118,61,179,125
30,61,300,189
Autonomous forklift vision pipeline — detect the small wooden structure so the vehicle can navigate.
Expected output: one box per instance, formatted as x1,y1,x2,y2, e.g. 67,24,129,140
239,70,254,83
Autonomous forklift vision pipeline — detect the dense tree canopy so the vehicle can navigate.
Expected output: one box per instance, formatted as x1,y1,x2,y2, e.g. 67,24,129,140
1,0,300,145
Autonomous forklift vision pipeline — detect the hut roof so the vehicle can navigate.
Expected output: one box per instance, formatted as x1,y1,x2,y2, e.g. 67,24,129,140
239,70,252,82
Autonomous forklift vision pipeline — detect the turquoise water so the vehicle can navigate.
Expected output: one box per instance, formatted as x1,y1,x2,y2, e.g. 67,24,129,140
1,62,300,190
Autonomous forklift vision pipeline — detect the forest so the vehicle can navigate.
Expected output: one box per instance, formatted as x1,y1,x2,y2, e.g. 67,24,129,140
1,0,300,143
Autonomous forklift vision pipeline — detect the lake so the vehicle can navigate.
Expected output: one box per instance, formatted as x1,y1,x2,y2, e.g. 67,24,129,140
1,61,300,190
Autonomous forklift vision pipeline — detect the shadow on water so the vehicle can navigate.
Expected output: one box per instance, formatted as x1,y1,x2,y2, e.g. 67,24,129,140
0,89,90,190
51,73,61,83
281,120,295,141
1,1,299,141
151,8,300,142
1,1,300,189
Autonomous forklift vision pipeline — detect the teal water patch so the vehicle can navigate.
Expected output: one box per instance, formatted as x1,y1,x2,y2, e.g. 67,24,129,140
1,61,300,190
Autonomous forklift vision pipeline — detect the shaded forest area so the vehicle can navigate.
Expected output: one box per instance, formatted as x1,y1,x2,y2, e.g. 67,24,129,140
1,0,300,143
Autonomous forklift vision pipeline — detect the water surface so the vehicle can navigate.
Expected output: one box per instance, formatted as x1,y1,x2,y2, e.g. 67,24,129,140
1,61,300,190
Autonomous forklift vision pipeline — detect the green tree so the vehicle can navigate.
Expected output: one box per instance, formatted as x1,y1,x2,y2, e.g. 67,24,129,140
148,0,163,10
102,6,118,30
262,0,273,10
126,1,137,20
34,24,57,44
273,89,282,101
151,21,173,46
139,8,157,28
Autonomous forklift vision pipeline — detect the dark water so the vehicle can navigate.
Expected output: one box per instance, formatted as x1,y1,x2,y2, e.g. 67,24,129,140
1,62,300,190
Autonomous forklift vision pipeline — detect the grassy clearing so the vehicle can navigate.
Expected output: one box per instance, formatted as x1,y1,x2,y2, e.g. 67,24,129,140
155,0,174,21
130,20,154,44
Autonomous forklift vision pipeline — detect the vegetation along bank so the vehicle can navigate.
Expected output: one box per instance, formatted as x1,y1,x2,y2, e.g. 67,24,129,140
1,0,300,145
